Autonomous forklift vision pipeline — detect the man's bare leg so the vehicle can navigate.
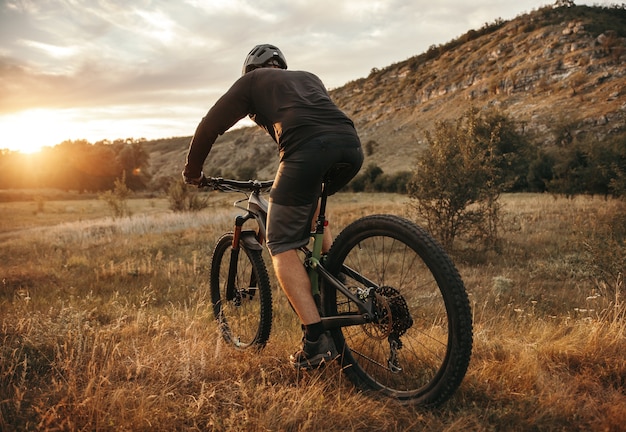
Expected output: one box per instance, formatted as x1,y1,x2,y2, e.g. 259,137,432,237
273,248,337,366
271,249,320,325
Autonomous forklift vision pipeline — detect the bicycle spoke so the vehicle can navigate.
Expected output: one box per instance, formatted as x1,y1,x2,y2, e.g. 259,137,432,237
324,215,472,405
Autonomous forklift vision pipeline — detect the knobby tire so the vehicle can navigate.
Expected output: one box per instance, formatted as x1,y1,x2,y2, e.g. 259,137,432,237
210,233,272,349
323,214,473,406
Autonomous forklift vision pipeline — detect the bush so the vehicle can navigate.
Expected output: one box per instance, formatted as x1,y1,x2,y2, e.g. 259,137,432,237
545,130,626,197
347,164,411,194
364,140,378,156
375,171,413,194
167,179,209,212
409,107,526,249
527,151,555,192
99,172,132,218
236,165,257,181
348,163,382,192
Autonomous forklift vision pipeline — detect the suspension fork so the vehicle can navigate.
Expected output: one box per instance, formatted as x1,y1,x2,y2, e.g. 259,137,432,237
226,214,248,301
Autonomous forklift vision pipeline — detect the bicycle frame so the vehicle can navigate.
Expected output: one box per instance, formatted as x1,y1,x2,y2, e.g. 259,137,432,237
302,183,377,329
212,178,378,331
203,176,473,405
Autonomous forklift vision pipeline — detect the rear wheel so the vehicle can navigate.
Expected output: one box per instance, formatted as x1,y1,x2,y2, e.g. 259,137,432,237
323,215,472,406
210,233,272,349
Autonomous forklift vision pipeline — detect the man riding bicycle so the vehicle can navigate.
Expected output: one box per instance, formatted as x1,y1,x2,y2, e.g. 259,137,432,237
183,44,364,368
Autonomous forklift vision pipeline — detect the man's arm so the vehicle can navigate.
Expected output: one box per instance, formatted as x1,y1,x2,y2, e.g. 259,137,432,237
183,76,252,180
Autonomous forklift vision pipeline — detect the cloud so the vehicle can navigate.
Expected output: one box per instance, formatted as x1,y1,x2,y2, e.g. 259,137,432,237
0,0,526,114
0,0,618,149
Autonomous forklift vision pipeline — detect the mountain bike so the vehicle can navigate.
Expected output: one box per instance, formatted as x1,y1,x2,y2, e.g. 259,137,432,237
200,174,473,406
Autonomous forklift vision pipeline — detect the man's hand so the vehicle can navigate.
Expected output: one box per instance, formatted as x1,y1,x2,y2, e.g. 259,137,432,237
182,171,204,186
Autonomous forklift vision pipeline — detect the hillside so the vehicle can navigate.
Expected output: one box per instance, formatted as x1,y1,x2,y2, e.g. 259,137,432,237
147,3,626,181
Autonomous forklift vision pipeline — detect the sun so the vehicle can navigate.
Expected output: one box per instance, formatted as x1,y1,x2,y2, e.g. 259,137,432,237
0,109,78,154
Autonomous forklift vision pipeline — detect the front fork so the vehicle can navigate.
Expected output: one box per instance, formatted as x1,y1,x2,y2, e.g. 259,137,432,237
226,215,247,302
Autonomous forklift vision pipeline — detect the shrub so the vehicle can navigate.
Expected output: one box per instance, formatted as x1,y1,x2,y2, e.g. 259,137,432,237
348,163,383,192
364,140,378,156
409,107,526,249
99,172,132,218
374,171,413,194
167,179,209,212
236,165,257,181
545,130,626,197
348,166,423,194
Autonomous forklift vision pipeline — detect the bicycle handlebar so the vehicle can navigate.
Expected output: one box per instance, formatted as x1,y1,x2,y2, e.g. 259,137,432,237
199,176,274,192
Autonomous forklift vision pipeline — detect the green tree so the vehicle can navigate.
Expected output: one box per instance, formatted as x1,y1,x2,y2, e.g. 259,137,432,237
236,164,257,181
349,163,383,192
113,139,151,190
546,131,626,197
592,133,626,197
374,171,413,194
527,150,555,192
409,107,527,249
364,140,378,156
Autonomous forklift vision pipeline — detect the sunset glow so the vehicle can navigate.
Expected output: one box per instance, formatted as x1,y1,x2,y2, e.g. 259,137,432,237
0,0,615,155
0,107,198,154
0,110,74,154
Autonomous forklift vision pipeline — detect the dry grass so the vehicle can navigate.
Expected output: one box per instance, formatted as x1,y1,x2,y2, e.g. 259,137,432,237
1,192,625,431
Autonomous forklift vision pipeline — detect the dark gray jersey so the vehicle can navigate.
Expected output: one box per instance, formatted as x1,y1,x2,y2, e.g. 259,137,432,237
184,68,356,178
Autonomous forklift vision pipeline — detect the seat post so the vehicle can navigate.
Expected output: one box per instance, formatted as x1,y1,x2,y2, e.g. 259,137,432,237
309,183,329,298
315,183,329,235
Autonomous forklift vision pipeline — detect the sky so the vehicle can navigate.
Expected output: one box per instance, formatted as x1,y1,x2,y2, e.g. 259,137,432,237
0,0,616,153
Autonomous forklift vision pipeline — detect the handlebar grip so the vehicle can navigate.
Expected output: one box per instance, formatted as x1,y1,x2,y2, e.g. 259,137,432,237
198,176,213,188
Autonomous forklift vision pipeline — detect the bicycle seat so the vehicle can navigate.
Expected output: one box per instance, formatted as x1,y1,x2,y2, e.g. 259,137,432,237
324,163,352,182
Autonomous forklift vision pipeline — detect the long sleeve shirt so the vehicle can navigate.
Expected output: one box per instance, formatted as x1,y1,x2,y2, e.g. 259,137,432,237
184,68,356,178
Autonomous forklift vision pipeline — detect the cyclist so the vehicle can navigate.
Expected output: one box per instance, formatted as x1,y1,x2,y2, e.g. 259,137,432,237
183,44,364,369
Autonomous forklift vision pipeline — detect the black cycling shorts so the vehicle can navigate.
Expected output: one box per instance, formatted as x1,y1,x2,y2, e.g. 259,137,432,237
266,133,363,256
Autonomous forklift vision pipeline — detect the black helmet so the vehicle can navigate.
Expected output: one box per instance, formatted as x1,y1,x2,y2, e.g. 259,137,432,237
242,44,287,75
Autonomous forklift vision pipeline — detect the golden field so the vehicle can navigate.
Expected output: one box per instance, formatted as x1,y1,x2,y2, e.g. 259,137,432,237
1,192,624,431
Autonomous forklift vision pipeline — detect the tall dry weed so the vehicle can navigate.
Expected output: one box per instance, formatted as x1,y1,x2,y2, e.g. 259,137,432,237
1,193,625,431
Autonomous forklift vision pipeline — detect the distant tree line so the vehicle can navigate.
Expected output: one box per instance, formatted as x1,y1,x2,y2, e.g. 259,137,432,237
1,111,624,200
0,138,151,192
346,109,626,198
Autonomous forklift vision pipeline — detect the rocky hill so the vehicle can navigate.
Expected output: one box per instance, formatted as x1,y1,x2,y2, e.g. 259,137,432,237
147,3,626,181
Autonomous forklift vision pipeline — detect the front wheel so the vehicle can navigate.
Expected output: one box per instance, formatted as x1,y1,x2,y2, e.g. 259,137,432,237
210,232,272,349
323,215,473,406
